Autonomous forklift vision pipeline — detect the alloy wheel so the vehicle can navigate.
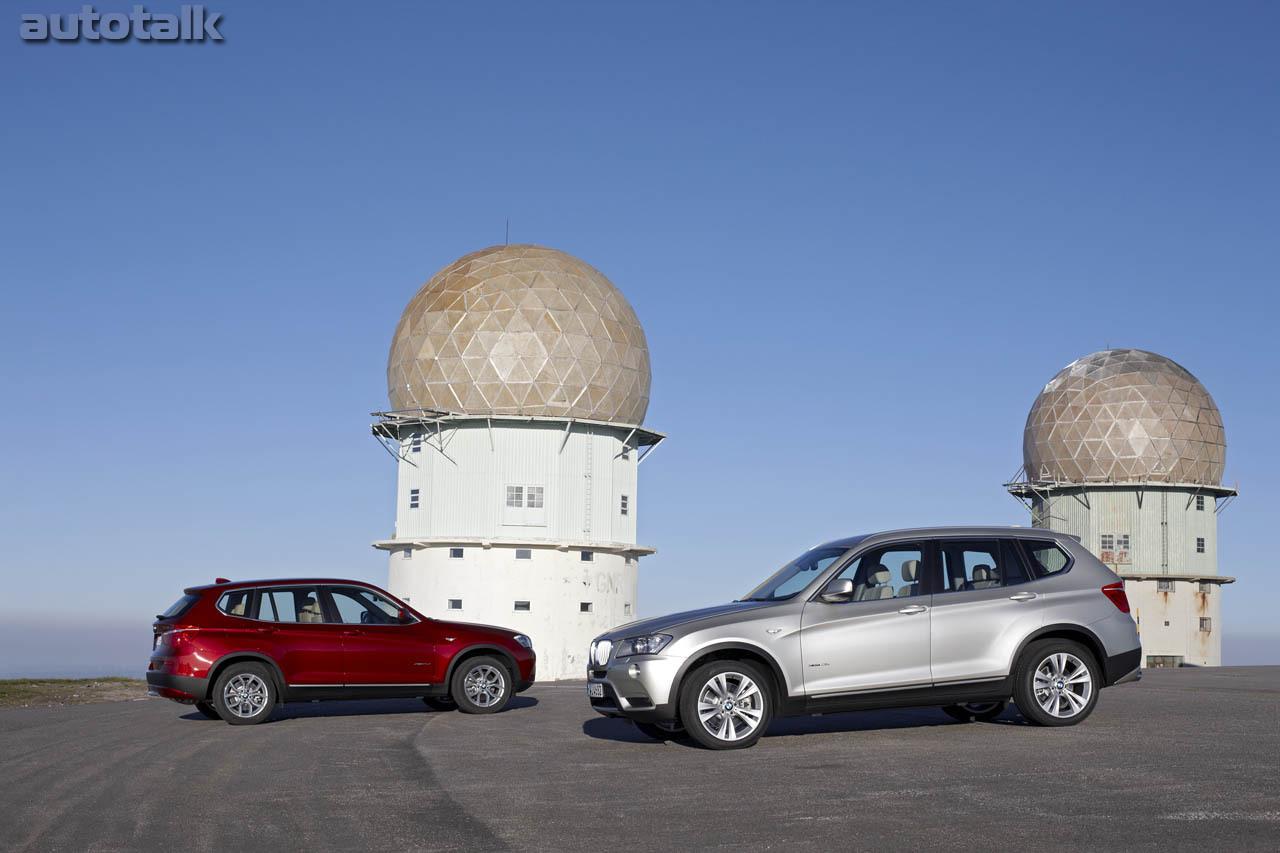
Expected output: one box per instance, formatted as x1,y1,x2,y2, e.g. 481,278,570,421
222,673,269,719
462,664,506,708
695,671,764,742
1033,652,1093,718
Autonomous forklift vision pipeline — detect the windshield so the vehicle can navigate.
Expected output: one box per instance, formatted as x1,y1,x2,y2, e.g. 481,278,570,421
741,545,851,602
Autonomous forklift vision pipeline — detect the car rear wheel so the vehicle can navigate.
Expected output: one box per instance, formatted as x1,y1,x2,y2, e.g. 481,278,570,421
211,662,276,725
679,660,773,750
423,696,456,712
451,657,512,714
194,700,221,720
1013,639,1099,727
942,701,1007,723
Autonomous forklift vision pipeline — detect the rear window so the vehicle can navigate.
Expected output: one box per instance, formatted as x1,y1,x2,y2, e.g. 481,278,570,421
159,593,200,619
1021,540,1072,577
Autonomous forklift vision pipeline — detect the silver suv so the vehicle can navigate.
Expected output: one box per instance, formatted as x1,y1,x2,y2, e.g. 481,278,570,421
587,527,1141,749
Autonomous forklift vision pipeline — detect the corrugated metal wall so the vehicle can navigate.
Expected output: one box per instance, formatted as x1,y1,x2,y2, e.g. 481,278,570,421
393,421,641,547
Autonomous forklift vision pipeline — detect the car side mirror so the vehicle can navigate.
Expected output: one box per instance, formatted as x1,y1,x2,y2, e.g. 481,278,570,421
819,577,854,603
397,609,414,624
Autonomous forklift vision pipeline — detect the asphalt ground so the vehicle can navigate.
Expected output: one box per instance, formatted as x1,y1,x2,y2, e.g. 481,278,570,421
1,667,1276,851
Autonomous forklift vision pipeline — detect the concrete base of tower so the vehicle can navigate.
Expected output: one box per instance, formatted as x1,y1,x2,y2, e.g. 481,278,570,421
386,543,640,680
1123,575,1230,667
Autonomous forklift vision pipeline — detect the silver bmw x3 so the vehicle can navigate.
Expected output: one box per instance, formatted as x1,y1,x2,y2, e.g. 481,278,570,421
587,527,1142,750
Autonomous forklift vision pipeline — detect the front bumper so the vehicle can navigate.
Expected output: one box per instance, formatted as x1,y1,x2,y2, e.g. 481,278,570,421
587,654,684,723
146,671,209,702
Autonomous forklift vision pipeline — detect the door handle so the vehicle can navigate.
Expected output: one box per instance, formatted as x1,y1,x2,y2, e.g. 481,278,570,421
1009,592,1038,602
898,605,928,615
256,627,276,634
342,630,362,636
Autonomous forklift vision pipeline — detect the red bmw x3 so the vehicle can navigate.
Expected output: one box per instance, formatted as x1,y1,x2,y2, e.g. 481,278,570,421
147,578,535,724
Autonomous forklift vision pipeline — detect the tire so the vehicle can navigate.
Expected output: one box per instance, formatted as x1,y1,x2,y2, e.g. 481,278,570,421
941,701,1007,723
633,720,687,741
1012,639,1100,727
194,700,221,720
211,662,276,725
450,656,512,714
423,696,456,712
679,660,773,750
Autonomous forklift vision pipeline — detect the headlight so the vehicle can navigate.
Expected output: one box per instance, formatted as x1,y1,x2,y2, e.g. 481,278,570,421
513,634,532,649
614,634,672,658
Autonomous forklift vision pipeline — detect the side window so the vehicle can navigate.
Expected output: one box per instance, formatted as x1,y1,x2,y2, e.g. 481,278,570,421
327,587,400,625
833,544,925,600
1021,540,1071,577
937,540,1030,592
257,587,323,623
217,589,253,618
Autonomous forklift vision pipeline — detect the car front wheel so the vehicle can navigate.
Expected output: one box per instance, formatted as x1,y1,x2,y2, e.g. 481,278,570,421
679,661,773,750
451,657,512,714
211,662,276,725
1013,640,1099,727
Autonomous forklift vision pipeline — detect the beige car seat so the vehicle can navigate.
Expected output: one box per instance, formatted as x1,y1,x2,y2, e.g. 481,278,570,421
298,596,324,623
858,566,895,600
897,560,920,597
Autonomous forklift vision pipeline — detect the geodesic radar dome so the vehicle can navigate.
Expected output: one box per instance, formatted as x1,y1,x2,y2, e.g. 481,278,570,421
1023,349,1225,485
387,245,651,424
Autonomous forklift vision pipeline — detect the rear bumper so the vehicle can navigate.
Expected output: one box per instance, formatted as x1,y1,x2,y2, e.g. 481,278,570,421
1103,648,1142,686
146,671,209,702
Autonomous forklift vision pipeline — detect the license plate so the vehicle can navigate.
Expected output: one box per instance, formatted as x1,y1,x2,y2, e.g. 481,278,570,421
587,683,604,699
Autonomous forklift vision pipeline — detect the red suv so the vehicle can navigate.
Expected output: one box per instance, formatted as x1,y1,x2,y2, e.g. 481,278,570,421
146,578,536,724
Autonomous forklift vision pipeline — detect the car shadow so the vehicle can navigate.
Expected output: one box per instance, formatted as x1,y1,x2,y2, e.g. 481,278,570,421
582,705,1028,745
180,695,538,723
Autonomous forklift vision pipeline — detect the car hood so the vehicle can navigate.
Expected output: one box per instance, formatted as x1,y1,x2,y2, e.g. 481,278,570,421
600,600,781,640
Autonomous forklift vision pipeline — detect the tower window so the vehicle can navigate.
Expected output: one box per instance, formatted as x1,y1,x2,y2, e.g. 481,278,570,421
401,548,412,560
624,603,632,615
526,486,544,509
1196,494,1205,511
449,547,464,559
1199,582,1212,594
621,444,631,460
580,550,594,562
620,495,629,516
409,488,420,509
515,548,532,560
1196,537,1205,554
1157,580,1172,591
514,600,530,612
1199,617,1212,632
1116,534,1129,551
506,486,523,508
410,434,421,453
580,602,593,613
447,599,462,610
1100,534,1114,551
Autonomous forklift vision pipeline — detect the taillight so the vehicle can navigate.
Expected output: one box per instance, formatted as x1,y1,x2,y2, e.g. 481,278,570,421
1101,582,1130,613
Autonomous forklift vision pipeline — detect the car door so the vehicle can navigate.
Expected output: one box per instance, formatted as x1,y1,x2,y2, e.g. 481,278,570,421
928,538,1045,683
800,541,933,695
254,586,346,685
323,586,440,685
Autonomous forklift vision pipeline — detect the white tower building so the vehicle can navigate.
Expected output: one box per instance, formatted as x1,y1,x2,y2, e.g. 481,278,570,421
371,245,664,680
1007,349,1236,667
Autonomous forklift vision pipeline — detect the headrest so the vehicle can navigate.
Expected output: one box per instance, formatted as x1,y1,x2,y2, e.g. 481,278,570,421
973,565,990,581
901,560,918,581
229,602,245,616
869,568,891,584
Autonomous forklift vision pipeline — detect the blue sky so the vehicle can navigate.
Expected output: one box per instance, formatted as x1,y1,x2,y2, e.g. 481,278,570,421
2,1,1277,675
